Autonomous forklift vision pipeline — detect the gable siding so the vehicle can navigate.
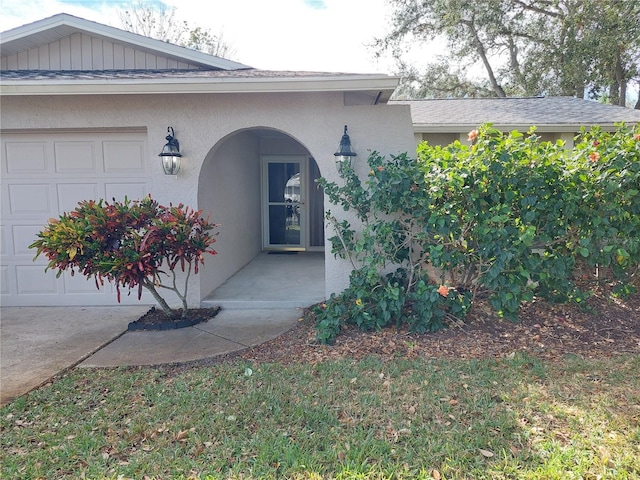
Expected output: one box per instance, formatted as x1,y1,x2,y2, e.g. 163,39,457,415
91,36,103,69
60,37,72,69
38,44,50,69
1,33,201,71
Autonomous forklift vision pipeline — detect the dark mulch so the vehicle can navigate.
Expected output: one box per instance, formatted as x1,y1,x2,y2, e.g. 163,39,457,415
127,306,220,331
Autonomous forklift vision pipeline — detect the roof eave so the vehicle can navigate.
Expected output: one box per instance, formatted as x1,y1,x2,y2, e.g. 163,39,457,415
413,123,629,133
0,75,400,97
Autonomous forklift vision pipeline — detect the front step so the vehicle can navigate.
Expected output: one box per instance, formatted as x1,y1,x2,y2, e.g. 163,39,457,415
200,298,322,310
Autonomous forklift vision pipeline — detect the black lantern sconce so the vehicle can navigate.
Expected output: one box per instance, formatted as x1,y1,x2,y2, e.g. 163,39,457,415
158,126,182,175
334,125,357,172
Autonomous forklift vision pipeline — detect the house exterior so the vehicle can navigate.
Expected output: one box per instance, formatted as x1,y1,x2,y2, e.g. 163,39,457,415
2,14,639,310
0,13,416,308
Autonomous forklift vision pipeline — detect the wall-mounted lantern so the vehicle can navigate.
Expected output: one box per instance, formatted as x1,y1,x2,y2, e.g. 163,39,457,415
158,126,182,175
334,125,357,172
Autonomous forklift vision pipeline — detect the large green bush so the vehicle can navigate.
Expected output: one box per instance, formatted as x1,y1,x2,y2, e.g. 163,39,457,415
315,124,639,343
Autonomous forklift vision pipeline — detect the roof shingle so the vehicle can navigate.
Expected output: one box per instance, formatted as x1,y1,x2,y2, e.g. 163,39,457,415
391,97,640,127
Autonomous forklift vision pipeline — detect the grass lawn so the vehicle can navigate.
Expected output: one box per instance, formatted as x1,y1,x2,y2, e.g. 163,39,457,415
2,353,639,479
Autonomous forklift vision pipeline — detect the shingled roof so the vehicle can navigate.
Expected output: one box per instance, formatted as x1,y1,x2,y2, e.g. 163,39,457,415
0,69,375,81
392,97,640,132
0,13,399,101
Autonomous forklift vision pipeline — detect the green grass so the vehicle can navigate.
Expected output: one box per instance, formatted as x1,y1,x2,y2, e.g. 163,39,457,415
2,353,639,479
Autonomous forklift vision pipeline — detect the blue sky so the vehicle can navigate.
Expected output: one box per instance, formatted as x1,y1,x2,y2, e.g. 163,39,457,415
0,0,397,74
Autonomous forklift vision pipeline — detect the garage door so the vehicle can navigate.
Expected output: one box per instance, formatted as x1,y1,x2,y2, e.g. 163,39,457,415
1,129,152,307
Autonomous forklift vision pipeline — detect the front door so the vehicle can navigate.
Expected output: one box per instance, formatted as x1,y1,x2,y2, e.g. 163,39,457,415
262,156,307,250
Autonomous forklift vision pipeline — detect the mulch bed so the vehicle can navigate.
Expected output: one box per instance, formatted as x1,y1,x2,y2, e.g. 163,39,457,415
223,280,640,366
130,280,639,368
127,306,221,331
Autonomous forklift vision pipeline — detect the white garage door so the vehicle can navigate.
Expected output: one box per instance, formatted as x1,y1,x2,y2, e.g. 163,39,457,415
1,129,153,307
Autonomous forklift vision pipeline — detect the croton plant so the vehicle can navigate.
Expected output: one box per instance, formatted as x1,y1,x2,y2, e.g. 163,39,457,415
30,196,218,318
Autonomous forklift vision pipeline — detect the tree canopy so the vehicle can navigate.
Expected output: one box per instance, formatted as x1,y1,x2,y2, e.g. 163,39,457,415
117,2,235,59
376,0,640,107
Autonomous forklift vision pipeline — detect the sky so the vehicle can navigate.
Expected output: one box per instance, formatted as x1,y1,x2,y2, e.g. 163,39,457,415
0,0,401,74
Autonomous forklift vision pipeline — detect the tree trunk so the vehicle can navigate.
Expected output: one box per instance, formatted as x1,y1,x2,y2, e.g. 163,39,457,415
142,279,175,317
611,50,625,106
635,84,640,109
620,81,627,107
467,21,506,97
610,80,620,106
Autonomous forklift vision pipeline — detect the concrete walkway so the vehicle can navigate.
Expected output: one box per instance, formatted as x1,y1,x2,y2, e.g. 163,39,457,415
0,252,325,407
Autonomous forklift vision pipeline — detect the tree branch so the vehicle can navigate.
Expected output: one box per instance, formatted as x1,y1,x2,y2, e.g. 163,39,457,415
512,0,564,19
463,19,506,97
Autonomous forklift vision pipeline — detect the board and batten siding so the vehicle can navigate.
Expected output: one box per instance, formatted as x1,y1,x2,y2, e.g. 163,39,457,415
1,32,198,71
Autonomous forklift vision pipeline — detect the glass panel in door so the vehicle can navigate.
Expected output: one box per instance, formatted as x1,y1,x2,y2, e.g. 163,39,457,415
264,159,304,249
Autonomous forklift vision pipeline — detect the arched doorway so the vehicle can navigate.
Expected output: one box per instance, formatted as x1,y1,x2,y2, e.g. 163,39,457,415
197,127,325,306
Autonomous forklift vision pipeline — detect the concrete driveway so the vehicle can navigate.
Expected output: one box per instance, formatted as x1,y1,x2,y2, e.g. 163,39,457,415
0,306,148,407
0,253,324,407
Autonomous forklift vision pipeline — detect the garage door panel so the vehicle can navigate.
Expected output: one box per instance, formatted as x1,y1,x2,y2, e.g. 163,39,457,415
11,225,42,256
0,224,8,256
8,184,54,215
0,266,9,295
63,271,106,294
105,182,149,202
103,141,146,173
57,183,99,213
1,130,150,306
54,142,97,173
16,265,58,294
4,141,50,174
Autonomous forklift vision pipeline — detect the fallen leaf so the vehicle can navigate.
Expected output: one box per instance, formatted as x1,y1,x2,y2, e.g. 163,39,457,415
479,448,494,458
431,469,442,480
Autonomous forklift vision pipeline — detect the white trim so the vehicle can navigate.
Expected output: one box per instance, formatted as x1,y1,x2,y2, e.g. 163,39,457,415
0,75,400,96
412,123,624,133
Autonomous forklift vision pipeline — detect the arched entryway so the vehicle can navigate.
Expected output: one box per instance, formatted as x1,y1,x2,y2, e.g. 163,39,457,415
196,127,325,307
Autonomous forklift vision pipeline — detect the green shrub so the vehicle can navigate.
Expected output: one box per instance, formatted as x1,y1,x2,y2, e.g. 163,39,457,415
315,124,639,343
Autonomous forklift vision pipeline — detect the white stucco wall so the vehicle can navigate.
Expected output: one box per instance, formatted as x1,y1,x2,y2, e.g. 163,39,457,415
198,130,262,297
1,91,415,305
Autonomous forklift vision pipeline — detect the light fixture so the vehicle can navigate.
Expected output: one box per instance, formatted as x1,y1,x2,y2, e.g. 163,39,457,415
334,125,357,172
158,126,182,175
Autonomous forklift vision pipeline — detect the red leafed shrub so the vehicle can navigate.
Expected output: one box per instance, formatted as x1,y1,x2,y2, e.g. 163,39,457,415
30,196,218,318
